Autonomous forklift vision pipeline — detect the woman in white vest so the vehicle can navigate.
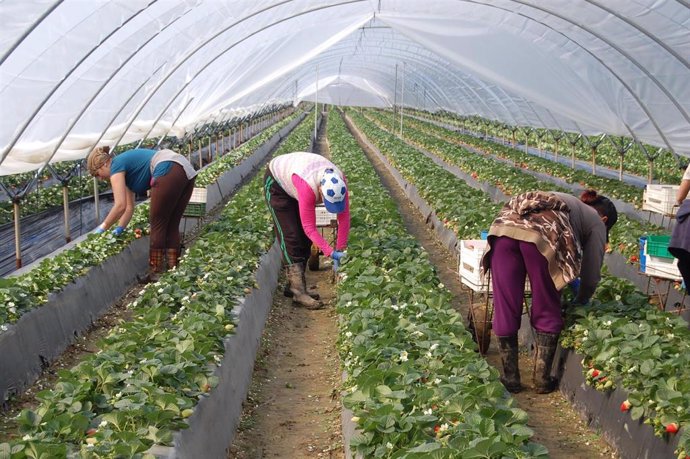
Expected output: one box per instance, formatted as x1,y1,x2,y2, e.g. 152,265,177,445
264,152,350,309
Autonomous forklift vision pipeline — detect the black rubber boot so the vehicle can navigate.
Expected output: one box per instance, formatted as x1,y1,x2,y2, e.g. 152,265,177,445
533,332,559,394
497,335,522,393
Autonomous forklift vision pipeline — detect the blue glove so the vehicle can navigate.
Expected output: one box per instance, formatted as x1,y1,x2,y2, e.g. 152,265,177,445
331,251,346,272
569,278,580,296
111,226,125,236
93,226,106,234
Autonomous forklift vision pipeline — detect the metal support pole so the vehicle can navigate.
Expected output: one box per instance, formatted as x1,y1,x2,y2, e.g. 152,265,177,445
314,64,319,144
63,185,71,243
400,62,405,137
14,202,21,269
198,139,203,169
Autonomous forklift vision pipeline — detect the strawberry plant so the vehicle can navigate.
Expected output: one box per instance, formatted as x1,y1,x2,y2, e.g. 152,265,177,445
0,110,315,456
561,274,690,457
329,111,547,458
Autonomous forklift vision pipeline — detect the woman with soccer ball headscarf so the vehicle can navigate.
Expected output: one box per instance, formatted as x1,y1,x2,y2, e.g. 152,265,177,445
264,152,350,309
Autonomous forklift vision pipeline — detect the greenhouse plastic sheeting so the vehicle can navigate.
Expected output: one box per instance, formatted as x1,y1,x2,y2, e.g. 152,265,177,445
1,1,689,176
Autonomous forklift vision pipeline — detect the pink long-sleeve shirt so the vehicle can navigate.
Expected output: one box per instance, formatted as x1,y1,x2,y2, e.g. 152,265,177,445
292,174,350,257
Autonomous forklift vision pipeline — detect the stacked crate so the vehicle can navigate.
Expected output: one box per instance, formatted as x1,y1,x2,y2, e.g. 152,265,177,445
183,187,208,218
643,235,682,281
642,184,679,216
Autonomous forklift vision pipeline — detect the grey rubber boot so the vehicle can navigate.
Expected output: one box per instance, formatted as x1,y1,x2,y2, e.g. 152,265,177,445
497,335,522,393
533,332,559,394
283,263,320,300
286,263,323,309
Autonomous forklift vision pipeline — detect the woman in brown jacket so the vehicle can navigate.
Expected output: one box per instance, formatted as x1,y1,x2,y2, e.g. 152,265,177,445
482,190,617,394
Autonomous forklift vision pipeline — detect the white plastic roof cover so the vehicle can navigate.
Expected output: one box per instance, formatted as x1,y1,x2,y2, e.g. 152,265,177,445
0,0,689,176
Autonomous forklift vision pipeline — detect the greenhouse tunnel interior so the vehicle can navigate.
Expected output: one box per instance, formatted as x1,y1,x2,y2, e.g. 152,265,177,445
2,2,690,458
1,0,689,177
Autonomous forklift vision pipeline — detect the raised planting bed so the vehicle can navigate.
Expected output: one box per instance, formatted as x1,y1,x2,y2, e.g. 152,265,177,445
0,235,149,406
0,112,304,405
149,243,282,458
0,169,275,457
345,110,689,458
557,350,680,459
0,102,319,458
329,111,548,458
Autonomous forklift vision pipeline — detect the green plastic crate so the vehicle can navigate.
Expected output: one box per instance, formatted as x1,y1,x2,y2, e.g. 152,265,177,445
183,202,206,218
645,235,673,259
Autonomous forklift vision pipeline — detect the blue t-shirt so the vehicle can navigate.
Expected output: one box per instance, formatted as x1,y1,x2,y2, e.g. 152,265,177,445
110,149,172,193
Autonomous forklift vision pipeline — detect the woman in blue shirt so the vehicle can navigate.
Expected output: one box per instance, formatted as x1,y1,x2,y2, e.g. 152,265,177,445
88,146,197,279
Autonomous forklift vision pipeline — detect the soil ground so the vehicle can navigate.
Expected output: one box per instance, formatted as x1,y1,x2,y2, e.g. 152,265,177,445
227,264,344,459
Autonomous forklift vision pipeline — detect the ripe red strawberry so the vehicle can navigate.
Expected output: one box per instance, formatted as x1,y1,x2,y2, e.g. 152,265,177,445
86,428,97,436
591,369,600,378
665,422,679,434
434,425,440,433
620,400,631,412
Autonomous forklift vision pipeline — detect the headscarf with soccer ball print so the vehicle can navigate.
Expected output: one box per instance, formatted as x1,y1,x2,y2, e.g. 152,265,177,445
320,168,347,214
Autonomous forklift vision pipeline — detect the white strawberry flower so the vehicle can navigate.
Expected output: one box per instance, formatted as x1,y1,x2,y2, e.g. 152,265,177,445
400,351,408,362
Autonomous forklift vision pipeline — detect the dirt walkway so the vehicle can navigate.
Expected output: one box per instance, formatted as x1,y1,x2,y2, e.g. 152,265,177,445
228,267,344,459
229,110,345,458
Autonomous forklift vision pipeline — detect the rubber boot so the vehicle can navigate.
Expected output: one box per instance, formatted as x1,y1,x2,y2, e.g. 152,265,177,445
287,263,323,309
147,248,166,283
166,248,180,270
283,264,319,300
301,262,320,300
533,332,559,394
497,335,522,393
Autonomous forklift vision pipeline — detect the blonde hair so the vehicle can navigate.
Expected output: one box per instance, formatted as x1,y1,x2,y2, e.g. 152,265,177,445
87,146,111,176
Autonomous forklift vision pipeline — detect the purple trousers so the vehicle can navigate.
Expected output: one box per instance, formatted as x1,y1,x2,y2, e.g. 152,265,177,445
490,236,563,336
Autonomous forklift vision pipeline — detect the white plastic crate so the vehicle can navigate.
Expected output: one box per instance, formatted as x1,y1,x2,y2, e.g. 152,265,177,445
645,254,682,281
189,187,208,204
458,239,531,293
642,184,679,216
315,205,337,226
459,239,488,287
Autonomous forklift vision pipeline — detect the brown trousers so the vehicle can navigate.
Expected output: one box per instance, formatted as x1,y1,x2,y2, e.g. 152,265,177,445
149,163,195,250
264,169,311,264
